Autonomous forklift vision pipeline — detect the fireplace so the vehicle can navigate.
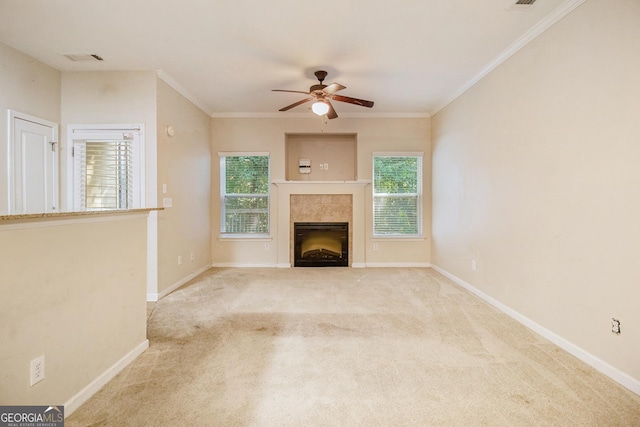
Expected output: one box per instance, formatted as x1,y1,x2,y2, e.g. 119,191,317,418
294,222,348,267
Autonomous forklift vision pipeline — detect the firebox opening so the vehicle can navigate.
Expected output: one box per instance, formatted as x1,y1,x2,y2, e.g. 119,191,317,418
294,222,348,267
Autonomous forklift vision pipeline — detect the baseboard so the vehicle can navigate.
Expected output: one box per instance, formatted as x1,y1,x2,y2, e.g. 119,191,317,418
366,262,431,268
155,264,212,300
211,262,431,269
211,262,279,268
64,339,149,417
430,265,640,396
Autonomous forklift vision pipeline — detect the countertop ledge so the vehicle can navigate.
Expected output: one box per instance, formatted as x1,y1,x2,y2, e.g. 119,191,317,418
0,207,163,222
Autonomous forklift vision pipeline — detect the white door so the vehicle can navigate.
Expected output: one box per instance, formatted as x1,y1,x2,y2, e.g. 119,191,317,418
10,112,59,214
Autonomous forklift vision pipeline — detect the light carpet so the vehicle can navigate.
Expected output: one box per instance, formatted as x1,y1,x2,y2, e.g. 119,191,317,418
67,267,640,426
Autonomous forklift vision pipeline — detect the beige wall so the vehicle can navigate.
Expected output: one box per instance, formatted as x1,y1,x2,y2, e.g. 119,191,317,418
211,117,431,267
0,42,61,215
285,134,356,181
61,71,161,298
0,215,148,407
432,0,640,387
61,71,158,210
156,79,212,294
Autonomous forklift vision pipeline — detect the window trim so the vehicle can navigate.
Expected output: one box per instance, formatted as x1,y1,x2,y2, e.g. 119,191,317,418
372,151,423,238
66,124,145,211
218,152,271,237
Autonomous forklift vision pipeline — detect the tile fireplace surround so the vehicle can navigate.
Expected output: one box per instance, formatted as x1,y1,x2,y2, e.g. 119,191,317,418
291,195,352,266
272,180,369,268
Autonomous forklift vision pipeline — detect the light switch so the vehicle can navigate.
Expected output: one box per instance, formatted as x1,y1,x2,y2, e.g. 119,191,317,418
163,197,173,208
162,183,168,194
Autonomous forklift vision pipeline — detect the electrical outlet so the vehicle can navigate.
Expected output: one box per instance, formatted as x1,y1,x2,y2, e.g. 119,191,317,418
178,256,182,265
471,260,477,271
30,355,45,386
612,318,621,334
264,243,270,251
190,252,194,263
373,243,379,251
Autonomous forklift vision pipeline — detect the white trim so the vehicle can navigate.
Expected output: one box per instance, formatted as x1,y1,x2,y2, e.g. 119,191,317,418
67,123,145,212
271,179,370,186
218,236,272,241
431,0,587,115
430,264,640,396
64,339,149,417
366,262,431,268
218,151,270,157
7,110,59,214
147,264,212,301
211,262,279,268
156,70,213,117
146,211,159,301
210,112,431,119
372,151,424,157
7,111,58,129
211,262,378,269
371,237,426,242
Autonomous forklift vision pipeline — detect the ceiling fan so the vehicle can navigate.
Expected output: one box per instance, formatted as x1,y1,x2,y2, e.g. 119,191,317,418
272,70,374,119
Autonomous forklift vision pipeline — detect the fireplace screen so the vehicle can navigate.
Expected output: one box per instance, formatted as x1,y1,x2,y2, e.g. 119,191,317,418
294,222,348,267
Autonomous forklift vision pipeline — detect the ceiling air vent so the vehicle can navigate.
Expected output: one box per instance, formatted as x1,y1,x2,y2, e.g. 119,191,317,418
63,54,104,61
505,0,536,10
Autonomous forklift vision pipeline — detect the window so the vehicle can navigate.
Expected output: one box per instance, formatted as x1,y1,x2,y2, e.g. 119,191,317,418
69,125,143,211
372,153,422,237
220,153,270,235
75,140,132,209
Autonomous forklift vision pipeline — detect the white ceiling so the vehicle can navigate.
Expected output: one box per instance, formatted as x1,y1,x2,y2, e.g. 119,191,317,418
0,0,580,117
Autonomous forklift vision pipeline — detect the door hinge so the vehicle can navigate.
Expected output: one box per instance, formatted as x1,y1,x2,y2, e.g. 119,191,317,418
71,146,74,157
50,141,57,152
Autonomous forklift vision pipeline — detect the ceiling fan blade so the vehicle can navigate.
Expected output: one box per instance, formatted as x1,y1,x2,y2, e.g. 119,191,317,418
323,83,346,95
326,100,338,120
272,89,311,95
279,97,314,111
331,94,375,108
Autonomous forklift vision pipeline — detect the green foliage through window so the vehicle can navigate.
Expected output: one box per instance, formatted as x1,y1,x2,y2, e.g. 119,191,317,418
373,156,421,236
221,155,270,234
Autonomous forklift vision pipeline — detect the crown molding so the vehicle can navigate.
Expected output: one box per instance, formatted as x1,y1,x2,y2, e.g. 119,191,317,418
210,112,430,119
431,0,587,115
155,73,429,120
156,70,214,117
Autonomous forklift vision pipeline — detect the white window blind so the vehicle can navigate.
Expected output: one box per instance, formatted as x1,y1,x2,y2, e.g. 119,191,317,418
74,140,133,210
70,126,142,211
220,155,270,234
373,155,422,236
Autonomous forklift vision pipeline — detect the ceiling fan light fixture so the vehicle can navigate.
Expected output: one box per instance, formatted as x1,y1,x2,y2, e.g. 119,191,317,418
312,100,330,116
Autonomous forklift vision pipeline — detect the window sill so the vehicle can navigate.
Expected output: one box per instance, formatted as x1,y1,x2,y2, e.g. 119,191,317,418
372,236,426,242
218,234,272,241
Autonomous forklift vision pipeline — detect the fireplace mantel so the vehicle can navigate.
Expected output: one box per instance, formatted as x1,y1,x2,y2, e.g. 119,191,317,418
272,180,369,268
272,180,370,187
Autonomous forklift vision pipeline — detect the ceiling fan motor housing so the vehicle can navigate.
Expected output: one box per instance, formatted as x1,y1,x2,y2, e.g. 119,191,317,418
311,70,328,93
310,84,327,93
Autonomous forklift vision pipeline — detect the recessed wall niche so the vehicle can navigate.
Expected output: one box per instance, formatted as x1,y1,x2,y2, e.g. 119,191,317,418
285,133,357,181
